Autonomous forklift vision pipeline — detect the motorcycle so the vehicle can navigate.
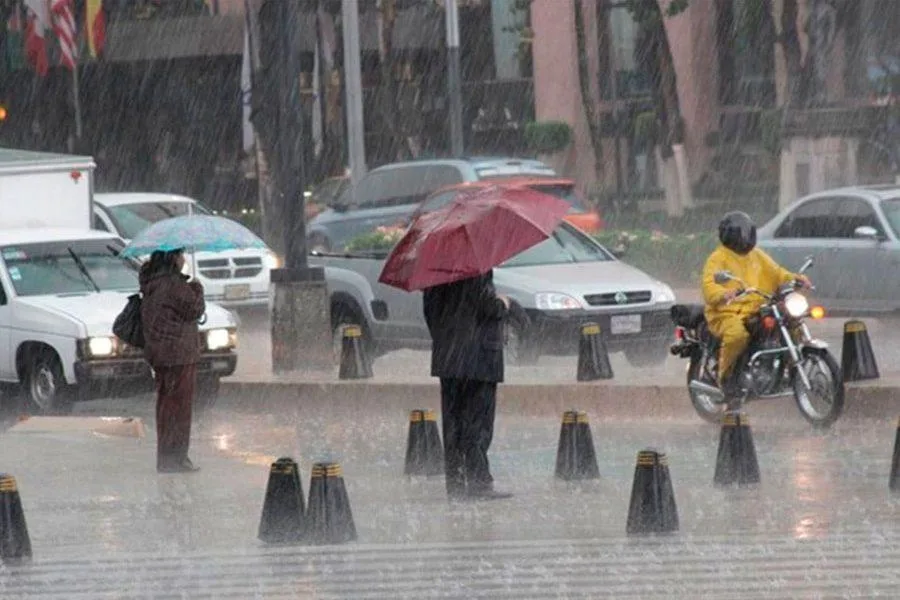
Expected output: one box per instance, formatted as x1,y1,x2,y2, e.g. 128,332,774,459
668,257,845,428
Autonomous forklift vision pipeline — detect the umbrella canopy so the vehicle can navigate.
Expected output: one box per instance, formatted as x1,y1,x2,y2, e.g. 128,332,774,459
378,184,571,292
120,215,267,258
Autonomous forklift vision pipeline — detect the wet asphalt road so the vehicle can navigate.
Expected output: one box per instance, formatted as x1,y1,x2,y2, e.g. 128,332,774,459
229,306,900,385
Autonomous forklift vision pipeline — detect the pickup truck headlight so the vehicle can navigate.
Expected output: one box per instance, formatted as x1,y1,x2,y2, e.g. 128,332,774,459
206,328,237,351
535,292,581,310
87,336,116,357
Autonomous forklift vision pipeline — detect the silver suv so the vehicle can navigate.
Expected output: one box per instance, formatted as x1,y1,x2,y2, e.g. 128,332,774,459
306,157,556,252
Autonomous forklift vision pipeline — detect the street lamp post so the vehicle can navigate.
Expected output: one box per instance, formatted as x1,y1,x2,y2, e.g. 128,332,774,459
270,0,333,374
445,0,464,157
342,0,367,192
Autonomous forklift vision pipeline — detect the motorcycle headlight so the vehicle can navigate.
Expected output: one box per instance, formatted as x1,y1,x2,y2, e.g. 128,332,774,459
206,328,236,351
535,292,581,310
784,292,809,317
87,336,116,357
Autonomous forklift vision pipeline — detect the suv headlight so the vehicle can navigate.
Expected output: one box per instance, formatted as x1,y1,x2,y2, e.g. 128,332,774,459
264,251,282,270
535,292,581,310
206,328,237,351
655,284,676,303
784,292,809,317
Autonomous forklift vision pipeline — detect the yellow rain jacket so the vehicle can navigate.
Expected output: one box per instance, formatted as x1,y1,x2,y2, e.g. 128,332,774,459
701,245,797,382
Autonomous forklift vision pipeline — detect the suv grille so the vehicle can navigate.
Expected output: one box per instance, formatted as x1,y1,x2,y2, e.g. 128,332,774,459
197,257,263,280
584,290,652,306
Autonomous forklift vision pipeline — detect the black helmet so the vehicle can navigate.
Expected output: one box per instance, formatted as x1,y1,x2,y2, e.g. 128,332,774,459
718,211,756,255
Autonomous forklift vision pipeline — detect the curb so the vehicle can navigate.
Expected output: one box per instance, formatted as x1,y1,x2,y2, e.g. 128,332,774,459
220,379,900,422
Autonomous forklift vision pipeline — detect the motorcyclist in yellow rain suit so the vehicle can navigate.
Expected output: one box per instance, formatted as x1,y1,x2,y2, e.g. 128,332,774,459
701,212,811,395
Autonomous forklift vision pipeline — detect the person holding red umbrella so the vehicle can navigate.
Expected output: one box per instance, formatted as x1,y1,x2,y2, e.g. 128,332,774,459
379,185,572,500
423,271,513,500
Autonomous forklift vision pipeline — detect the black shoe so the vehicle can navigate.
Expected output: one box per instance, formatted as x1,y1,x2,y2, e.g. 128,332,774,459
465,488,513,501
158,458,200,473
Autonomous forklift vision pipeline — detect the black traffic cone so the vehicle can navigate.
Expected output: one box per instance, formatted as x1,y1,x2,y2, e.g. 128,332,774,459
841,320,879,381
576,322,613,381
713,411,760,486
258,457,307,544
306,463,357,545
554,410,600,481
890,418,900,492
626,449,679,535
339,324,373,380
0,474,32,563
404,409,444,477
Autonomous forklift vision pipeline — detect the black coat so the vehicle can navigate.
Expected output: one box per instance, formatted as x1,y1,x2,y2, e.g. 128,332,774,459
423,271,508,382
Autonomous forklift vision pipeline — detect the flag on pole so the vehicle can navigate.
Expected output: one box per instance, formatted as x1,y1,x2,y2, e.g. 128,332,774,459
50,0,77,70
85,0,106,58
23,0,50,76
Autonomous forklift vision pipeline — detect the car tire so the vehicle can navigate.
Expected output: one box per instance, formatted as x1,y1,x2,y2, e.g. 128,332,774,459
624,343,669,368
505,322,540,366
196,376,220,412
22,351,74,415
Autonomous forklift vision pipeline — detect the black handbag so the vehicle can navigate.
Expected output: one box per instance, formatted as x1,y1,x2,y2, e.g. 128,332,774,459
113,293,145,349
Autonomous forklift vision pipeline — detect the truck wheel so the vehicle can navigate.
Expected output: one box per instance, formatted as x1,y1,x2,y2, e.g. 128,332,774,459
195,376,220,412
23,352,74,415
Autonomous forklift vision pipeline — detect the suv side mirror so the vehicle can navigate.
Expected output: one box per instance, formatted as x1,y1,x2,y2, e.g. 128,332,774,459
854,225,882,241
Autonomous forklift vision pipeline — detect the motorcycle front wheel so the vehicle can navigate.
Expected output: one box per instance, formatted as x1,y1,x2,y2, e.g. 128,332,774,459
792,348,845,429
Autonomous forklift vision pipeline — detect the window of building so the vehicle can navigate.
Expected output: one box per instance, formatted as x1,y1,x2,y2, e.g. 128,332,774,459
716,0,776,107
605,3,653,99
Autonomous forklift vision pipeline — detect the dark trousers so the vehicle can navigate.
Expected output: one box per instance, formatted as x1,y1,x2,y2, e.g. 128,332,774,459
440,378,497,494
154,363,196,469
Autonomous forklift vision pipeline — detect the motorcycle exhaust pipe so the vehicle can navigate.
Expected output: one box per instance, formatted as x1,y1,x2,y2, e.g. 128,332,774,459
688,379,725,400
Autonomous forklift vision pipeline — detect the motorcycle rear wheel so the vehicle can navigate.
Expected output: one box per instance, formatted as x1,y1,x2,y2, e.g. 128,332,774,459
687,354,728,424
792,348,844,429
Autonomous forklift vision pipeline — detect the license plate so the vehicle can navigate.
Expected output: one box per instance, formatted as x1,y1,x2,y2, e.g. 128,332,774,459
224,284,251,301
611,314,642,335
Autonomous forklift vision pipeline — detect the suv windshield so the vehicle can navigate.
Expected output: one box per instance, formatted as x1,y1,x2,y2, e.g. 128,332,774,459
500,224,612,268
106,202,212,239
880,198,900,238
1,240,138,297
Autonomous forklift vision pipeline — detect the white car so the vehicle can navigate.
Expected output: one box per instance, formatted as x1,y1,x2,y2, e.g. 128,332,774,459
92,193,279,309
0,228,238,414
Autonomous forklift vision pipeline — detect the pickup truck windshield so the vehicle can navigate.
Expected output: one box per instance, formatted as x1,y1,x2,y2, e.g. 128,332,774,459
106,202,212,240
1,240,138,297
500,224,612,268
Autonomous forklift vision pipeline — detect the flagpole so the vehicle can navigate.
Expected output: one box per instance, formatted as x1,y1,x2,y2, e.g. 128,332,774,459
72,59,82,140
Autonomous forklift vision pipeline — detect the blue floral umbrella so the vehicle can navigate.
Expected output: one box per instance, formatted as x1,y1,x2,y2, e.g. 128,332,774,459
120,215,266,258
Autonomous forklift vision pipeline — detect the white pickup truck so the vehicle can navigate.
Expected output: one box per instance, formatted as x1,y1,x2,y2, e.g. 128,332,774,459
0,148,238,414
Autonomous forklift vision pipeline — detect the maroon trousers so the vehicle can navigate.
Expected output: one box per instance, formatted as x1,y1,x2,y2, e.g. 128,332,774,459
154,363,196,469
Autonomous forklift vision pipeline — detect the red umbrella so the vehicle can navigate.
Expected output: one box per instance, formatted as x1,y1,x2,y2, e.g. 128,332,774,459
378,184,571,292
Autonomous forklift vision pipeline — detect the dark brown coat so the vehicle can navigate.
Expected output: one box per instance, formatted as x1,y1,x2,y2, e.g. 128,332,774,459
139,269,206,368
